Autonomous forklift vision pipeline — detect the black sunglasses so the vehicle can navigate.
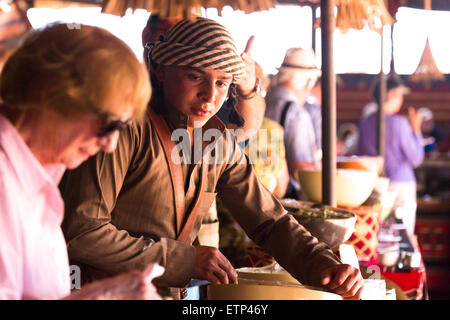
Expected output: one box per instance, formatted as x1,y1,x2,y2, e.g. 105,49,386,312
97,115,130,138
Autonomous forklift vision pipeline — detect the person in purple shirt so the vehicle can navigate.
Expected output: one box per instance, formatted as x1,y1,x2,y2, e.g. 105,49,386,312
357,76,424,235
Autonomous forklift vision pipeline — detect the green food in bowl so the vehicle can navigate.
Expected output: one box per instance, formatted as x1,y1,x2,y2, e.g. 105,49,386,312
294,207,349,219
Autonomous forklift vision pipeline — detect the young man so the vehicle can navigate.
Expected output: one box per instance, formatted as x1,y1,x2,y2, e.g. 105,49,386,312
60,17,363,300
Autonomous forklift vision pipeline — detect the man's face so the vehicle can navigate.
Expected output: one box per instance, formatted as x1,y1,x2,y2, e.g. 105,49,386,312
155,65,233,128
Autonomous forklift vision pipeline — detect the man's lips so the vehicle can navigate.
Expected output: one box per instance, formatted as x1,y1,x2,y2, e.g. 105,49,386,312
190,107,210,117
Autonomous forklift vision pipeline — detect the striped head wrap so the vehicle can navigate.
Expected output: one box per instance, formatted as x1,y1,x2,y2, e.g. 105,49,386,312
150,17,245,80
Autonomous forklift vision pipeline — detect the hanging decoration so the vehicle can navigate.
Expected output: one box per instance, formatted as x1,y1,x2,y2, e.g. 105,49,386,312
312,0,393,33
334,0,394,33
409,0,444,86
101,0,277,18
410,38,445,84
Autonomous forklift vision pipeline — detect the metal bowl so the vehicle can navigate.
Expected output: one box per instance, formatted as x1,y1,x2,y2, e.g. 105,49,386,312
280,199,357,249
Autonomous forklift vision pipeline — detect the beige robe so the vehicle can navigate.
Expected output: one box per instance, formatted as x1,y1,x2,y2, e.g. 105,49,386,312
60,107,341,299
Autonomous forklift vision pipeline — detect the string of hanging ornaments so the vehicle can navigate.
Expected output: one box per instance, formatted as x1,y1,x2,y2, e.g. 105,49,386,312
101,0,277,18
409,0,445,87
313,0,394,33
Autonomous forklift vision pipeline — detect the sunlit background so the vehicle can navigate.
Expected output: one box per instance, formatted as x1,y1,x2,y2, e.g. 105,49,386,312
26,4,450,76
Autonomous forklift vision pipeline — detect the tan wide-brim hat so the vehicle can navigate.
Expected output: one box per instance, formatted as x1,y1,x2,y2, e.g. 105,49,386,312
277,47,321,77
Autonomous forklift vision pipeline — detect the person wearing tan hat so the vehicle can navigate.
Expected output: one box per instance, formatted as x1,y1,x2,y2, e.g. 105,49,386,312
60,17,363,300
265,47,322,199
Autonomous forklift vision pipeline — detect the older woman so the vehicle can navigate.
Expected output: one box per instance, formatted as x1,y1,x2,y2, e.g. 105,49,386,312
0,23,161,300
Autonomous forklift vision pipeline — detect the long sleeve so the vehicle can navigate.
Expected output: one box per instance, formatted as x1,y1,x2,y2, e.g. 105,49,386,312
216,137,341,287
398,117,424,168
60,120,195,288
0,179,23,300
284,105,317,164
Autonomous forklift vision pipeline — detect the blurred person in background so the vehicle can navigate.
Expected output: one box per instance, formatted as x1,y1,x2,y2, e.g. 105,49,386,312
418,107,445,158
218,62,290,267
265,47,321,199
0,23,162,300
336,123,359,157
304,77,322,152
357,75,424,236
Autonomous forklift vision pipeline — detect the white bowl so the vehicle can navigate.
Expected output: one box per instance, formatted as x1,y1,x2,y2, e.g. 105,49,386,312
295,169,378,208
237,266,300,285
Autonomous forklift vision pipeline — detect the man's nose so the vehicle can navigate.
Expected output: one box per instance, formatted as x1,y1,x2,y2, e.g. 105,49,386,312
198,81,216,103
98,130,120,153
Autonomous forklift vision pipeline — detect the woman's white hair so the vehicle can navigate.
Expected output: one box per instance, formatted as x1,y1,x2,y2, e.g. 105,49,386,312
274,68,319,91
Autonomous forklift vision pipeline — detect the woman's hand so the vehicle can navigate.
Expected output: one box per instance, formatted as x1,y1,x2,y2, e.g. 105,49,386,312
408,107,423,135
65,264,164,300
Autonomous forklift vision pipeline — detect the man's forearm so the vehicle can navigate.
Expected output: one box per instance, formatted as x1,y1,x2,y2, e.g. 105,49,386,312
66,223,195,288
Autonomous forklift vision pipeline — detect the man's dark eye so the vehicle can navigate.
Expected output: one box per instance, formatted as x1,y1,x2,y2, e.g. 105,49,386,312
217,81,230,88
188,74,201,81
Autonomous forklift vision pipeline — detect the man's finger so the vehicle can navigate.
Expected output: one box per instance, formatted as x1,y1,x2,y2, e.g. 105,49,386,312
321,274,331,286
332,273,358,295
207,272,223,285
244,35,255,54
218,260,238,284
343,283,364,300
327,266,352,290
213,268,230,284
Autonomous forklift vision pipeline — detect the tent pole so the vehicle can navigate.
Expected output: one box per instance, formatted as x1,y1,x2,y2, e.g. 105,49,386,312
320,0,336,207
377,27,386,161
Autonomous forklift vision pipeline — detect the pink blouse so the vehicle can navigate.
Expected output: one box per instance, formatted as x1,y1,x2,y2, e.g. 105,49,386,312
0,114,71,299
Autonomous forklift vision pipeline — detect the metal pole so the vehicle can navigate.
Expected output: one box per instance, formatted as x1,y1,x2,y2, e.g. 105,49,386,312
321,0,336,206
377,27,386,159
312,5,317,53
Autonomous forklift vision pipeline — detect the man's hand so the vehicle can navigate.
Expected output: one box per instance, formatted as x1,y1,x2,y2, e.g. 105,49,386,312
194,245,238,284
408,107,423,135
234,35,257,95
319,264,364,300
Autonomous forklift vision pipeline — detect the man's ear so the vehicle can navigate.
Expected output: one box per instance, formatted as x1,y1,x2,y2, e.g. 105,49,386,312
154,65,165,83
305,77,316,92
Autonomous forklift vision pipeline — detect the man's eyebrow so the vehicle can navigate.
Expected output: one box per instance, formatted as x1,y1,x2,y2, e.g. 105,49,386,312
219,74,233,81
183,67,233,81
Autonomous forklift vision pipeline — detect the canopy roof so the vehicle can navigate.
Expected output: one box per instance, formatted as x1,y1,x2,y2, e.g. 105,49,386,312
31,0,450,11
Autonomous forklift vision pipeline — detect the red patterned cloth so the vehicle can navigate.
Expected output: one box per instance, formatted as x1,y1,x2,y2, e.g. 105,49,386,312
359,253,426,300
